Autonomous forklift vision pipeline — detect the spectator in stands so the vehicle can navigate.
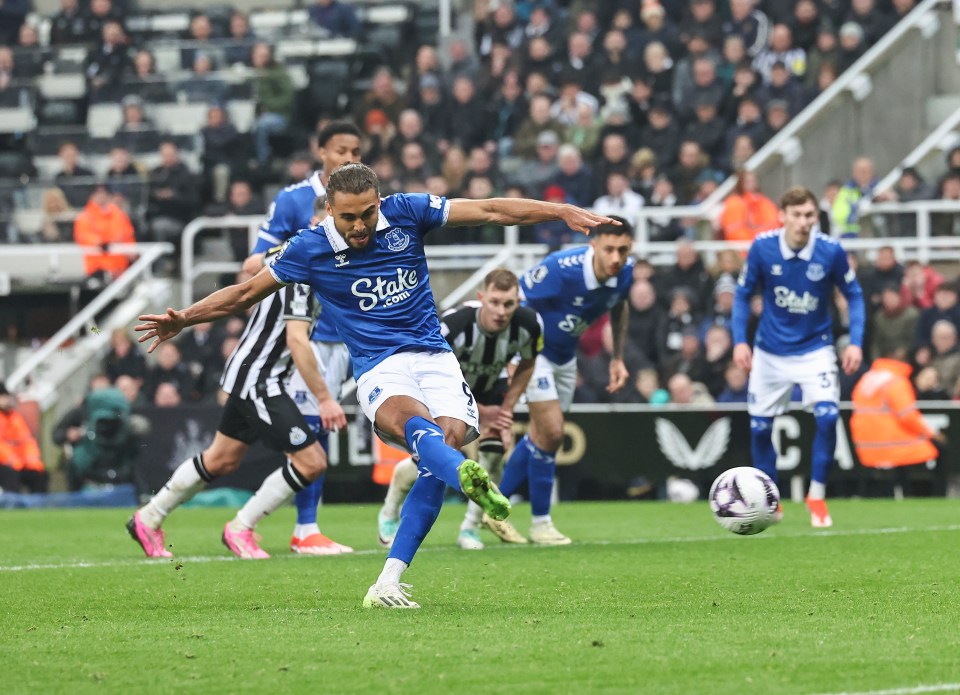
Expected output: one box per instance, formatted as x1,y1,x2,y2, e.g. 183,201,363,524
0,0,28,45
700,273,737,338
146,140,199,255
723,61,765,122
661,286,700,357
765,62,806,116
177,323,221,400
129,49,171,104
476,1,524,58
397,142,434,188
677,55,726,122
923,320,960,394
680,0,723,49
682,95,726,164
309,0,361,39
153,382,182,408
0,46,19,107
629,147,659,201
753,24,807,84
0,381,46,494
806,26,840,88
837,22,867,72
789,0,823,53
550,72,599,128
514,129,560,196
40,187,74,242
180,13,217,70
224,11,256,66
914,366,949,400
389,109,438,168
250,42,295,164
201,104,245,203
640,100,680,169
661,327,703,383
565,101,602,160
640,41,674,101
144,342,195,403
646,176,683,241
463,146,500,191
55,141,95,207
114,374,146,408
407,45,443,103
117,94,153,134
668,372,715,405
669,140,710,205
723,0,771,57
716,362,750,402
725,96,767,160
73,182,136,280
902,260,943,311
860,246,904,309
593,171,644,227
551,144,594,207
84,0,124,43
719,170,779,243
444,76,491,153
662,240,714,313
915,282,960,350
354,67,406,130
439,145,467,195
13,24,43,79
513,92,564,160
846,0,896,47
50,0,90,46
627,279,666,367
84,21,133,102
524,4,564,54
178,52,229,104
489,69,527,151
104,328,146,383
579,320,648,404
105,146,138,179
832,156,877,237
933,172,960,236
870,285,919,361
412,73,446,142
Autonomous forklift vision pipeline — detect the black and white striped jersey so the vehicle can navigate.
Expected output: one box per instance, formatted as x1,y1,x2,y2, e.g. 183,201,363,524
220,283,318,399
440,302,542,396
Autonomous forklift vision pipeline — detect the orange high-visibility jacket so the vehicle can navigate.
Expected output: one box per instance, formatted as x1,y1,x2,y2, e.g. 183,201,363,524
719,192,780,243
73,200,135,277
851,358,939,467
0,409,44,472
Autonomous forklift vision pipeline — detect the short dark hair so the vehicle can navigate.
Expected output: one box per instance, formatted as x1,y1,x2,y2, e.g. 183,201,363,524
483,268,519,291
326,162,379,203
780,185,818,209
313,194,327,216
594,215,634,238
316,120,361,147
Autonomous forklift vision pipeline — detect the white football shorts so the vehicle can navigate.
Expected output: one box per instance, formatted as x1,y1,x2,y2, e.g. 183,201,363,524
524,354,577,412
286,341,352,416
747,345,840,417
356,350,480,452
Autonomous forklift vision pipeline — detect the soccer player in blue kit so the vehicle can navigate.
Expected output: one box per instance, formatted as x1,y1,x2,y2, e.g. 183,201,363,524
497,218,635,544
246,121,361,555
135,163,618,608
731,186,865,528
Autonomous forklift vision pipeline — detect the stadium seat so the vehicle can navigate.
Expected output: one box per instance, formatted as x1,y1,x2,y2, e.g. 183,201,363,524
150,13,191,34
12,209,43,238
86,103,123,138
36,74,87,100
151,103,208,135
0,107,38,134
226,100,256,132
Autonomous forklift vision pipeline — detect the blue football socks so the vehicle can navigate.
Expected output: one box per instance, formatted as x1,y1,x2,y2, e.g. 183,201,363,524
294,416,324,525
404,416,464,489
812,402,839,486
750,416,778,483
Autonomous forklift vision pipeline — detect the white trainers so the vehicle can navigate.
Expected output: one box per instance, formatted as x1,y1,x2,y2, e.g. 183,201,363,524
362,582,420,609
529,520,572,546
457,528,485,550
482,513,528,544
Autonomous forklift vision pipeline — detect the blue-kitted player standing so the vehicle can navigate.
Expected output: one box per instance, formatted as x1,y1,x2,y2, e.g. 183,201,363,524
731,186,865,528
135,163,618,608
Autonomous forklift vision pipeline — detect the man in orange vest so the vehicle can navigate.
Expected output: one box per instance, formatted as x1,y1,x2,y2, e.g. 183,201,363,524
73,183,136,279
851,350,945,491
0,382,47,493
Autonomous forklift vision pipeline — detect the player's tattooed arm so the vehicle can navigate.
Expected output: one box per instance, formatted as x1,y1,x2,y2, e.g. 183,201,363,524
446,198,619,234
607,300,630,393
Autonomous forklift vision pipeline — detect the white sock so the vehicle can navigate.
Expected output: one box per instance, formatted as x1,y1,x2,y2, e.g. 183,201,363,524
461,501,483,530
377,557,408,586
808,481,826,500
380,457,418,519
531,514,552,526
235,463,308,530
294,523,320,538
139,456,208,529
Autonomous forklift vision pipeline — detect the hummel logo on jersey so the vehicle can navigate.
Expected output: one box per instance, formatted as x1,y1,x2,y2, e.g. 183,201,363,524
774,286,819,314
572,296,585,307
289,427,307,446
335,253,349,268
351,268,419,311
771,264,783,276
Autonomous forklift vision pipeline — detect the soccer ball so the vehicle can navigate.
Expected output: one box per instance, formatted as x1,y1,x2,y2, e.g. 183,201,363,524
709,467,780,536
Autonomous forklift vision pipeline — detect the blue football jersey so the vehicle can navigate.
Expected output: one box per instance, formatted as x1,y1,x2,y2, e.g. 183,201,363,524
732,228,865,356
254,171,341,343
267,192,452,378
520,246,635,364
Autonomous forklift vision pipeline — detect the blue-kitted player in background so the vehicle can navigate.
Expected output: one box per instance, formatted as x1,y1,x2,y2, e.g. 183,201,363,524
732,186,865,528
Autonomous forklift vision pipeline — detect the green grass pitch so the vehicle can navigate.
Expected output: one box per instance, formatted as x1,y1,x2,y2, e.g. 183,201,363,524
2,499,959,695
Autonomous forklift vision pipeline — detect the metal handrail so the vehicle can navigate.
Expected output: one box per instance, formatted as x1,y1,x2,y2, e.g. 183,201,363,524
5,242,174,392
181,215,262,306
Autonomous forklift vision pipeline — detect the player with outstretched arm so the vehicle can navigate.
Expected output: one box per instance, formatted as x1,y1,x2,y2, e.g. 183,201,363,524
731,186,865,527
135,163,618,608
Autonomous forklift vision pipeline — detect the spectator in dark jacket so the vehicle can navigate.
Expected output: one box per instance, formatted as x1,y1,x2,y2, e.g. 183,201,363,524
627,280,666,366
660,240,714,313
309,0,361,38
84,21,133,102
103,329,147,382
640,100,681,169
551,144,595,207
50,0,91,45
146,140,200,251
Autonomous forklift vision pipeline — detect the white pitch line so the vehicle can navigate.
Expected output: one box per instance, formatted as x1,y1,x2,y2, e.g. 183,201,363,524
813,683,960,695
2,524,959,573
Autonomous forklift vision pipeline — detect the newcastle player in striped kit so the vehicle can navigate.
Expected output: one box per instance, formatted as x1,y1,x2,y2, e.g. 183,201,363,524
377,268,541,550
127,250,343,559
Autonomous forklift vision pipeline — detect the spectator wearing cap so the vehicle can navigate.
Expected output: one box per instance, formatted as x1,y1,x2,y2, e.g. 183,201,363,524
832,156,877,237
719,170,778,243
680,0,724,49
845,0,896,47
915,282,960,351
722,0,771,57
251,42,296,164
682,95,726,163
837,22,867,72
50,0,91,46
593,170,645,229
870,284,919,362
412,73,447,140
700,272,738,337
513,93,564,160
309,0,361,38
753,24,807,84
640,99,680,169
84,20,133,102
74,182,136,279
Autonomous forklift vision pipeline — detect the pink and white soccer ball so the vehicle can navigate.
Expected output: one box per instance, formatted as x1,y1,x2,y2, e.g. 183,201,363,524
708,467,780,535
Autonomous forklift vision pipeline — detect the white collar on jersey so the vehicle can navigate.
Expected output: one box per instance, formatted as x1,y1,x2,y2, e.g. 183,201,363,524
308,171,325,196
583,245,619,290
320,205,392,252
778,228,817,261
